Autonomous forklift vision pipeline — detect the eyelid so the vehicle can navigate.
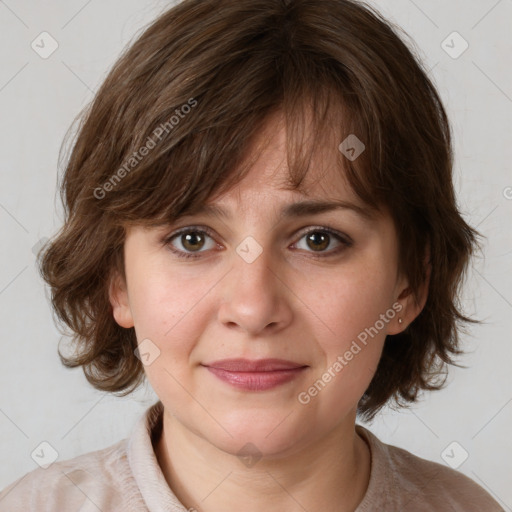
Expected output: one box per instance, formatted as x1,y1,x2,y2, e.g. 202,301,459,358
162,223,353,258
163,223,352,243
294,223,353,246
161,225,221,249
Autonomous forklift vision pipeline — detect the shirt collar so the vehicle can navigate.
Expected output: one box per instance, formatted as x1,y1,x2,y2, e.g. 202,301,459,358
127,400,188,512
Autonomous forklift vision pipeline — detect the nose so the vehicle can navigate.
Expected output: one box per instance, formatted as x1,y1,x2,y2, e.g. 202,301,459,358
217,241,293,336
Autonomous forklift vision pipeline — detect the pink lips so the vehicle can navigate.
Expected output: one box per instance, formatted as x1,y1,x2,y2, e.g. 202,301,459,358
202,358,308,391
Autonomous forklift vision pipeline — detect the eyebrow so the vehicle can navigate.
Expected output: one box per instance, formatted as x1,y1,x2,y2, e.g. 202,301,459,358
181,199,378,222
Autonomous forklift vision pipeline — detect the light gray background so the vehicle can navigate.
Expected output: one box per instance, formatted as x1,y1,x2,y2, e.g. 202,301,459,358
0,0,511,508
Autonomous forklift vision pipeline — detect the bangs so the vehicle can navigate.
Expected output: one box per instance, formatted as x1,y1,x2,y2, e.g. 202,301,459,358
88,27,383,231
118,97,378,231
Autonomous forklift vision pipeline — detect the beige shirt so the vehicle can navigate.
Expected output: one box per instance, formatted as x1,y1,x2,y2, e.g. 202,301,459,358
0,401,504,511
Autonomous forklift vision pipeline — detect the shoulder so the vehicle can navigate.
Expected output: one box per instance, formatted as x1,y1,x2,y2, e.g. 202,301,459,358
356,425,504,512
0,438,143,512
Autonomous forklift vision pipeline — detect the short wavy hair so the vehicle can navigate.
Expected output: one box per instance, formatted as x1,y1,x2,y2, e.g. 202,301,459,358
39,0,480,421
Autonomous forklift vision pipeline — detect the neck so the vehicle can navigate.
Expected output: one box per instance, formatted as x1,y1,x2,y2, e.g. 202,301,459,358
155,409,371,512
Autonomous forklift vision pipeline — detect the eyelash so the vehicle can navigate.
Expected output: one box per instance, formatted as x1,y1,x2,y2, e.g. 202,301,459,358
162,225,353,260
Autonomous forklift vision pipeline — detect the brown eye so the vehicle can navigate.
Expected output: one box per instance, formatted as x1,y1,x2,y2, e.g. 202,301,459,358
305,232,330,252
181,231,206,252
293,227,352,258
164,227,218,259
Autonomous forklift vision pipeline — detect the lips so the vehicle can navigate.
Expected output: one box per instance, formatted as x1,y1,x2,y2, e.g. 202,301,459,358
202,358,307,372
201,358,309,391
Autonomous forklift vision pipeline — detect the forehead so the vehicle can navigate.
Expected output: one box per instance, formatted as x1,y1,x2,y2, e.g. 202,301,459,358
210,112,361,210
172,111,381,227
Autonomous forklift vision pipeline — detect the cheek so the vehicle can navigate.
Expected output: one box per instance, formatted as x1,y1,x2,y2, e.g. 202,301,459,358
127,271,203,402
293,257,396,405
299,257,396,349
127,265,213,365
129,257,204,328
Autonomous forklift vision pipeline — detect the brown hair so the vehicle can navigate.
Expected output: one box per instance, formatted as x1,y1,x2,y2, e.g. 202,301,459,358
39,0,480,421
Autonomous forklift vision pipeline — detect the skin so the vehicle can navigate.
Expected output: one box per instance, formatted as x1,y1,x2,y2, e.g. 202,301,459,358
109,112,428,512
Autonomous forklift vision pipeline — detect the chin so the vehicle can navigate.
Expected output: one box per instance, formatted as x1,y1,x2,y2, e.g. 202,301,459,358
197,410,315,460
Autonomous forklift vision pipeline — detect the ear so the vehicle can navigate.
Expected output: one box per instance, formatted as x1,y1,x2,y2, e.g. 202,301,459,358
387,246,431,335
108,270,134,328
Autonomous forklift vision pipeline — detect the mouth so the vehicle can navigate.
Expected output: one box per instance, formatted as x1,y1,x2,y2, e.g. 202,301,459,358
201,358,309,391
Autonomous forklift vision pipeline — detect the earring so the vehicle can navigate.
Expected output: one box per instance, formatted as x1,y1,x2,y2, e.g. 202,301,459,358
398,318,403,325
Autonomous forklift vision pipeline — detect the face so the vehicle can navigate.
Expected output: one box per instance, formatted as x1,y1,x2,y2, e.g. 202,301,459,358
110,113,417,459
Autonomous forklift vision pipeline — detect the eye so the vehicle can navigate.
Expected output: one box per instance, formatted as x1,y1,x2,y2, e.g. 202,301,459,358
292,226,353,258
163,225,352,260
164,227,218,259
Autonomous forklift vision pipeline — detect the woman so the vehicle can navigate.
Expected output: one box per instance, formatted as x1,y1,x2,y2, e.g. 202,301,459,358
0,0,503,510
